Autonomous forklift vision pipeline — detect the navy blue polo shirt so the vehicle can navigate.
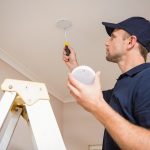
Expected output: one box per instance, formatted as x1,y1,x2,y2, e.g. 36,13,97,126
102,63,150,150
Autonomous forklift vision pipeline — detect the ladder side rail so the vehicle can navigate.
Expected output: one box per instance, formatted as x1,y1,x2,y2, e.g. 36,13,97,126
0,107,22,150
0,92,17,130
26,100,66,150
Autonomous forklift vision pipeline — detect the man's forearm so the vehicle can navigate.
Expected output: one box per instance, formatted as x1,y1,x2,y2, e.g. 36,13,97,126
93,100,150,150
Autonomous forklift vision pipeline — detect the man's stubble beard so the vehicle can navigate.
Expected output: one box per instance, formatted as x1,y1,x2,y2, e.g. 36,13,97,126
106,53,122,63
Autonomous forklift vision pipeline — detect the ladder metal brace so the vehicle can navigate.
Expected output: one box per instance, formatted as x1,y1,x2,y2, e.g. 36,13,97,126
0,79,66,150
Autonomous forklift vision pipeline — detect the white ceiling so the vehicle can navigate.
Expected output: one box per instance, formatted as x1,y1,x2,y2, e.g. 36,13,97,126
0,0,150,102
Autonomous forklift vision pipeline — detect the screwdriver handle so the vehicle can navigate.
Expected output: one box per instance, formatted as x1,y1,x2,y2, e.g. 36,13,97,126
64,42,71,56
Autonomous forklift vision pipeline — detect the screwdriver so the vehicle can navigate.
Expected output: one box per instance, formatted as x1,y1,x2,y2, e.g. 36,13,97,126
64,30,71,56
56,19,72,56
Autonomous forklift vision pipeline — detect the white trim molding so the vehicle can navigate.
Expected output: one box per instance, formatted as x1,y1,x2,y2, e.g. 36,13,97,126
0,48,67,103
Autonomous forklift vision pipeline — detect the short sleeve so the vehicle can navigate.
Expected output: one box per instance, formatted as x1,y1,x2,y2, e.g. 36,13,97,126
102,89,113,103
134,72,150,128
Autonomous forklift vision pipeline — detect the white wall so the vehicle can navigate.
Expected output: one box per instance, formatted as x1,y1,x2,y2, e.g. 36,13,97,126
63,102,104,150
0,59,28,96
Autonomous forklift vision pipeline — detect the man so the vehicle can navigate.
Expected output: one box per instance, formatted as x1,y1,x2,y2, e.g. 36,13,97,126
63,17,150,150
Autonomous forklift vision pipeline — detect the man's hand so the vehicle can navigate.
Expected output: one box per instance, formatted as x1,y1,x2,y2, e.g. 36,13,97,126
67,71,104,113
63,46,79,72
67,71,150,150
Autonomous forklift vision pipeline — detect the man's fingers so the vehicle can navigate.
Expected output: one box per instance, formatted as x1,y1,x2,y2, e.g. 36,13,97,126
96,71,100,80
94,71,101,87
63,56,69,62
67,81,79,97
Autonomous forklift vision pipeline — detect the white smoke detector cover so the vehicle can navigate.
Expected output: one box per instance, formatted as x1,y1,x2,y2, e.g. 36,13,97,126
72,66,95,85
56,19,72,30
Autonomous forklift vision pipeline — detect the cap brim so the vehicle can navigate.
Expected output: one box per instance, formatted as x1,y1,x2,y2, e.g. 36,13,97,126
102,22,119,36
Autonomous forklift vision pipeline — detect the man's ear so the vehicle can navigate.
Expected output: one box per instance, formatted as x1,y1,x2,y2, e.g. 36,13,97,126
127,35,137,49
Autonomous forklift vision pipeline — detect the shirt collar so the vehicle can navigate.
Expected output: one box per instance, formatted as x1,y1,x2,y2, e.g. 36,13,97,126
117,63,150,80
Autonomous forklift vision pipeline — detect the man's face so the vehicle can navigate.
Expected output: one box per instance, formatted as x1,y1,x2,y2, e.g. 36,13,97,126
105,29,129,63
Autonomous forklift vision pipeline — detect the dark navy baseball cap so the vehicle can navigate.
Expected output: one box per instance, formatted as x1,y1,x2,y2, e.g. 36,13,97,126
102,17,150,52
